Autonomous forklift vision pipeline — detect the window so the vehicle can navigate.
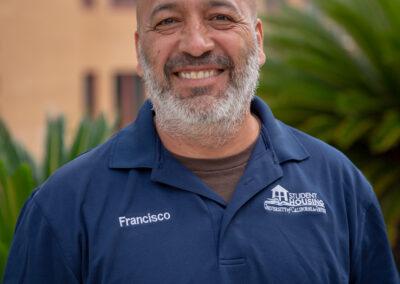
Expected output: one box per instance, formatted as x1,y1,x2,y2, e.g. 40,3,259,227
82,0,94,7
276,191,285,200
115,74,144,127
84,73,96,117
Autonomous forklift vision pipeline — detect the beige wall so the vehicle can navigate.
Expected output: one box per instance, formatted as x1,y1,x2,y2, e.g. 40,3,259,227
0,0,138,160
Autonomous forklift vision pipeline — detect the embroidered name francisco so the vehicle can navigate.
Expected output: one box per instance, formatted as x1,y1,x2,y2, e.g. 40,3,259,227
119,212,171,228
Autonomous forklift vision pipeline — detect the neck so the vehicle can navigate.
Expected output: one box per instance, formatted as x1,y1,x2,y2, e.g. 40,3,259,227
155,112,260,159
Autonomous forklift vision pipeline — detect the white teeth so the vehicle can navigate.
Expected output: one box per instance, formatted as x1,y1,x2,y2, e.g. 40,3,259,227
178,70,219,80
198,71,204,79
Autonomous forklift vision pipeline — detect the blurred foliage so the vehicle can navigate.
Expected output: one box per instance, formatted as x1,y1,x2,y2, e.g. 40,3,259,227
0,119,40,184
0,115,116,279
259,0,400,263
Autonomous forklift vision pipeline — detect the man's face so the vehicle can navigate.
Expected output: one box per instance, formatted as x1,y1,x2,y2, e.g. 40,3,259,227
135,0,266,143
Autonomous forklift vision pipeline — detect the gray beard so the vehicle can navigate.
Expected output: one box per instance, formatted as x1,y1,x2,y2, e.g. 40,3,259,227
138,41,260,148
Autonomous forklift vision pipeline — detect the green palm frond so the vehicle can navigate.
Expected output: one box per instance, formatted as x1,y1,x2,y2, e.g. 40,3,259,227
0,114,117,278
259,0,400,248
0,160,35,278
0,118,39,183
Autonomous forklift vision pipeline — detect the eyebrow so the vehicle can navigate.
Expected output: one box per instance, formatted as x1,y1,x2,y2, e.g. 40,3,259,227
150,3,179,21
150,1,240,21
205,0,240,14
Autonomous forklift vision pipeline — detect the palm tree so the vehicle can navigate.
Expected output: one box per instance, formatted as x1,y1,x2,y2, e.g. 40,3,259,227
259,0,400,266
0,115,116,278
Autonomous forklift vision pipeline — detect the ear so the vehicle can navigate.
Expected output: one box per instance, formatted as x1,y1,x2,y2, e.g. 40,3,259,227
255,19,266,67
135,31,144,77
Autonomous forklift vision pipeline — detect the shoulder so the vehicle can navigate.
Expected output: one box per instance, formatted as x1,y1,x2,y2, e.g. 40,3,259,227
31,125,141,220
284,122,350,165
277,120,376,207
35,134,115,199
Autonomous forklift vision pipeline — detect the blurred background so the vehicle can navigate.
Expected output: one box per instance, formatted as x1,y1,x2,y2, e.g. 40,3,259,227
0,0,399,277
0,0,143,161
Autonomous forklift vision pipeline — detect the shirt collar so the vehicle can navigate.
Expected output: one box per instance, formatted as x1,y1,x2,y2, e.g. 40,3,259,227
109,99,157,169
251,96,309,164
109,96,309,169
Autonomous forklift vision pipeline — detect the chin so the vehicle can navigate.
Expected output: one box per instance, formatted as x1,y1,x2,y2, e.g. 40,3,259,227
182,93,224,112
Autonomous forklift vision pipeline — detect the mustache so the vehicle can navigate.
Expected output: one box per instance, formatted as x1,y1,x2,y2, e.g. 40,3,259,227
164,52,234,76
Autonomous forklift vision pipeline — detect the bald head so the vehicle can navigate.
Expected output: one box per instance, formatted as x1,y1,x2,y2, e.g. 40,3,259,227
248,0,258,20
136,0,258,31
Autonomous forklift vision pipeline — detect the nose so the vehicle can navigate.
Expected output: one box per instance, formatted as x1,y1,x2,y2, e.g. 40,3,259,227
178,20,214,57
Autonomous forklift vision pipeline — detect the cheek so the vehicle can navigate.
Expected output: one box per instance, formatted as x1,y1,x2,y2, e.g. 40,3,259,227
213,32,253,58
149,35,178,55
143,48,163,71
145,39,176,71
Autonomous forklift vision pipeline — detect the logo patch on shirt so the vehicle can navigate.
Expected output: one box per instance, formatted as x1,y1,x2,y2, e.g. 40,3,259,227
264,185,326,214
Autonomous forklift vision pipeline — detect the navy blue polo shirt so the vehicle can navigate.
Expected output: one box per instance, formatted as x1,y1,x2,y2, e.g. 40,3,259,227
3,97,399,283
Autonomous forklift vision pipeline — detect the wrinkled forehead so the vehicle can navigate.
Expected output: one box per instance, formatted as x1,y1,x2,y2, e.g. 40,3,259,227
136,0,257,29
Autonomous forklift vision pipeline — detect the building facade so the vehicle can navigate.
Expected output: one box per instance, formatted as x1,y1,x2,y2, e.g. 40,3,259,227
0,0,143,159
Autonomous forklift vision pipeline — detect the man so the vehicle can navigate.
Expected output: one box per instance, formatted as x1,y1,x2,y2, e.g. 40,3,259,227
3,0,399,283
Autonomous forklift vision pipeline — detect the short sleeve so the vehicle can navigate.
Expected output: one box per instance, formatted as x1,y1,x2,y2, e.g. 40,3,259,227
350,196,400,283
2,194,80,284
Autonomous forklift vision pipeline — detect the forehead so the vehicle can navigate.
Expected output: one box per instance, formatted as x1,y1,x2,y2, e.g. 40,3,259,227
137,0,256,24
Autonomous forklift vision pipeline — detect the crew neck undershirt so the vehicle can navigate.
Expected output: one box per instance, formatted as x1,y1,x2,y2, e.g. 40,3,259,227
171,137,258,203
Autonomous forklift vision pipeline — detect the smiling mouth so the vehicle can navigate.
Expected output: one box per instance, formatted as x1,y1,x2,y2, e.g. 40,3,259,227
174,69,224,80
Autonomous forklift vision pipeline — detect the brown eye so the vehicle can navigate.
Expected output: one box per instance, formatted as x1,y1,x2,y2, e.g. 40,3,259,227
157,18,176,26
211,15,232,22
